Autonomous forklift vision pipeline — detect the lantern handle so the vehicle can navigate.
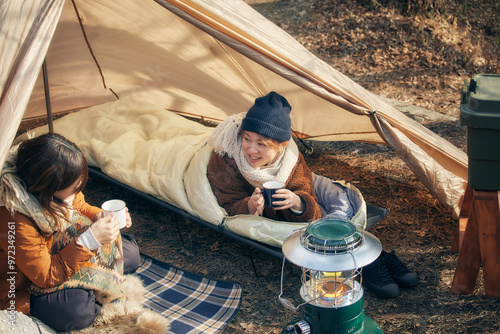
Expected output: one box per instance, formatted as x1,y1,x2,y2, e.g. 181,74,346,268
278,256,309,311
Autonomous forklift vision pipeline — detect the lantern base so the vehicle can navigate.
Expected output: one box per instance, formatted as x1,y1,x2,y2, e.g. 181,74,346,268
281,295,383,334
362,316,384,334
282,315,382,334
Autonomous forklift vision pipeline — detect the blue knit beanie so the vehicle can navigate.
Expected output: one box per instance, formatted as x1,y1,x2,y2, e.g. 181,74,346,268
241,91,292,142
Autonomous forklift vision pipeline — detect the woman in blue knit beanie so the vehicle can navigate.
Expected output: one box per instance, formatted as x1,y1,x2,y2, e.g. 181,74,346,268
207,92,322,222
208,92,417,298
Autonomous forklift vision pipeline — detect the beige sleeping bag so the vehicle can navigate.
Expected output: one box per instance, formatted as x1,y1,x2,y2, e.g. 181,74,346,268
17,98,366,247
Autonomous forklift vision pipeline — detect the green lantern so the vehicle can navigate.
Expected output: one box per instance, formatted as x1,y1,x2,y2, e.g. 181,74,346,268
281,219,384,334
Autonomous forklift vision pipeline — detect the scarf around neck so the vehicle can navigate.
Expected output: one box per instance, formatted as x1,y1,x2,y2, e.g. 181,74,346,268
207,112,299,188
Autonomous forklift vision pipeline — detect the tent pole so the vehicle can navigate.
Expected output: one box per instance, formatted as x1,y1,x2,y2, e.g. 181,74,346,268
42,59,54,133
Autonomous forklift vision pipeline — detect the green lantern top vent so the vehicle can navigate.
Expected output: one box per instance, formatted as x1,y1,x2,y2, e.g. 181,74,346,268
300,220,362,255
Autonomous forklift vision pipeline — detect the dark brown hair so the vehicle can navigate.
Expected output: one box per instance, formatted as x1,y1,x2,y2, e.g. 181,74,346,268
16,133,88,228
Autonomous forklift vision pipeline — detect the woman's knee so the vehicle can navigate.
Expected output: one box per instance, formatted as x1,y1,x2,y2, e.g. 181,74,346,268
30,288,101,331
121,233,141,274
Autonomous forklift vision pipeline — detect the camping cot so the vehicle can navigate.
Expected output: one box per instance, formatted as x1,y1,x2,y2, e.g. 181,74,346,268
13,97,376,253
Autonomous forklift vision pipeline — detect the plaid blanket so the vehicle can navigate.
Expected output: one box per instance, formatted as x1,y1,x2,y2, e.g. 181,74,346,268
136,255,242,334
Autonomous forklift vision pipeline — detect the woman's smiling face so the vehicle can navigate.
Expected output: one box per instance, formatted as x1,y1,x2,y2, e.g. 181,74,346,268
241,131,284,169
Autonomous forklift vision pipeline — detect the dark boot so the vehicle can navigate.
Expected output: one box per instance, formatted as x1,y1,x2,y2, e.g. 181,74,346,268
362,255,400,298
382,250,419,287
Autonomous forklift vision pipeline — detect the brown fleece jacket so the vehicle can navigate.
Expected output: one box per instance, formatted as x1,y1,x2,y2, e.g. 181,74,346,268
207,152,322,222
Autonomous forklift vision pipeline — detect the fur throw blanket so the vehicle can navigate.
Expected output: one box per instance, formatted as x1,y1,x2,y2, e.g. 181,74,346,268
71,275,170,334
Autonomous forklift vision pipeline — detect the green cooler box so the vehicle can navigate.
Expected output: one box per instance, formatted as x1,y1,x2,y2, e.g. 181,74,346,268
460,74,500,191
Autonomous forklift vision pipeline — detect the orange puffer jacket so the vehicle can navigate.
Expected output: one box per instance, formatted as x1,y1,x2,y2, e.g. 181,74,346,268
0,192,100,314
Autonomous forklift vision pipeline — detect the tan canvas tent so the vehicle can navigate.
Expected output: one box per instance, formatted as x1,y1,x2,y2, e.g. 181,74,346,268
1,0,467,218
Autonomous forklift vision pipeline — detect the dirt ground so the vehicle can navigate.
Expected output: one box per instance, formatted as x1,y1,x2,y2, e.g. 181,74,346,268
16,0,500,333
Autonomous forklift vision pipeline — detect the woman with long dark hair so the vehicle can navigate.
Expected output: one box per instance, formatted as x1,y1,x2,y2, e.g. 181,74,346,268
0,133,140,331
